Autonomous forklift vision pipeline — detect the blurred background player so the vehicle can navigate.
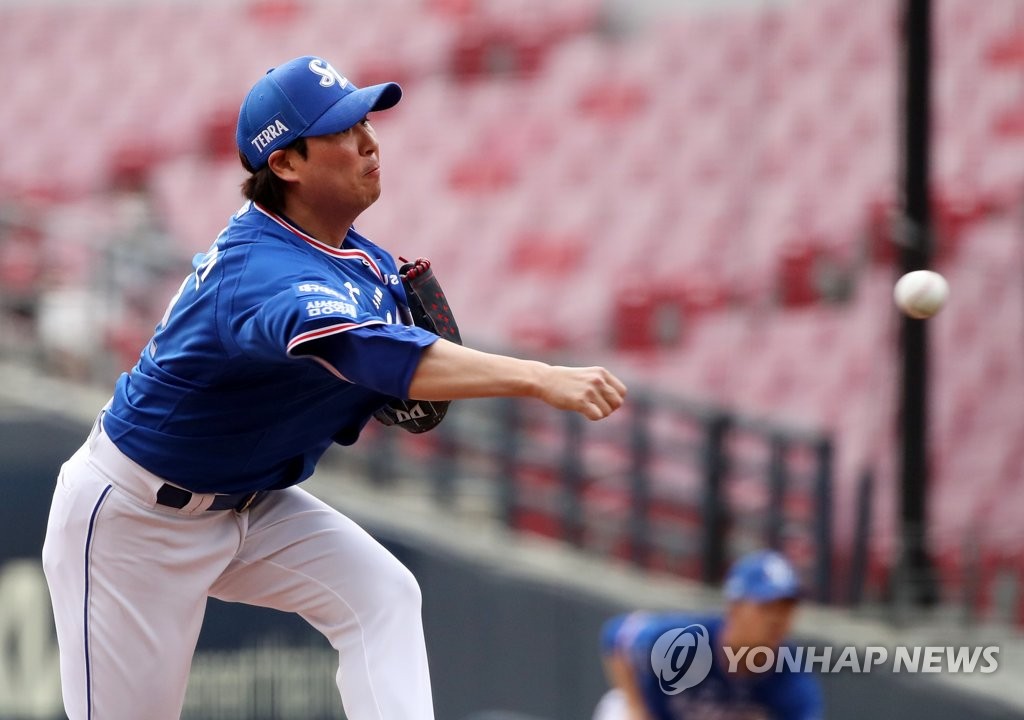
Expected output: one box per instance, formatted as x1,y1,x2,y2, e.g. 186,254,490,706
597,550,822,720
40,56,626,720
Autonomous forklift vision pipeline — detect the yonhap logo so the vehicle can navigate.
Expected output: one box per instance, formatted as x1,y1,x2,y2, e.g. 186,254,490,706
651,624,713,694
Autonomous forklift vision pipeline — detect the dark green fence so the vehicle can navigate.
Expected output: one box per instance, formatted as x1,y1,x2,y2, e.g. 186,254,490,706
347,390,835,603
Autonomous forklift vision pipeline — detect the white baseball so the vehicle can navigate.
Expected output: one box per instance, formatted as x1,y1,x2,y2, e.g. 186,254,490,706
893,270,949,319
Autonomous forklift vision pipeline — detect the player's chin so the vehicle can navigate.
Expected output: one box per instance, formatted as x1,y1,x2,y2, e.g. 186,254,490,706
362,183,383,206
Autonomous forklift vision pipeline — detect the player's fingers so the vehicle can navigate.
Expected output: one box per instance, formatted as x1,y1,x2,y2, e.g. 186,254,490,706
581,401,606,421
581,383,618,420
603,379,626,409
592,392,621,417
607,372,628,398
588,394,613,419
593,372,626,412
590,367,628,404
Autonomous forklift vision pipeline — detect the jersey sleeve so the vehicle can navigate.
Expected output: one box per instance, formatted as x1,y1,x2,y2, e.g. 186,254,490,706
233,280,438,399
602,612,696,657
600,612,663,674
294,324,438,399
600,614,632,655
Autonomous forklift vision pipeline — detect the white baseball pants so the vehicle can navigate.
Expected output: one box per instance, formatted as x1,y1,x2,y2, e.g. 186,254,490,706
591,689,630,720
41,418,435,720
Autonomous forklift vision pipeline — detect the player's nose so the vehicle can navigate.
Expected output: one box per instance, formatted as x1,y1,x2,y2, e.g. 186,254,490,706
357,122,379,155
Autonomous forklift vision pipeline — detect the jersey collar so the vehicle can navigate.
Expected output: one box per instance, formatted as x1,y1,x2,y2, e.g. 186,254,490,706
252,202,384,282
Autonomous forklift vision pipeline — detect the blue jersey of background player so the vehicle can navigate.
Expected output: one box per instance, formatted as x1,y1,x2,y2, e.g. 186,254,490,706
598,551,822,720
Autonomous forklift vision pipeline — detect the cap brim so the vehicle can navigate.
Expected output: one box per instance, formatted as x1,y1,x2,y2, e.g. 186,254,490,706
756,588,802,603
728,586,802,603
305,82,402,137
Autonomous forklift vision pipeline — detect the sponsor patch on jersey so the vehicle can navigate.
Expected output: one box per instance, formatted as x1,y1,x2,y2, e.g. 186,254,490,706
304,299,357,318
294,282,347,299
293,282,358,318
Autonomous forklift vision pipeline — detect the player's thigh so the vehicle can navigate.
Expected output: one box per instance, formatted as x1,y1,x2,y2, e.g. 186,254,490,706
212,488,437,720
42,443,96,633
210,486,420,623
44,456,241,719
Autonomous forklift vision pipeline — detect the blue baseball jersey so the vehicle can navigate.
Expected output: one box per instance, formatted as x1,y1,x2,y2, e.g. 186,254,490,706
601,613,822,720
103,201,438,494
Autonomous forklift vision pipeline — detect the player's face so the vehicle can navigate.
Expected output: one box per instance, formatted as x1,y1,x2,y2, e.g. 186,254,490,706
726,598,797,650
299,118,382,214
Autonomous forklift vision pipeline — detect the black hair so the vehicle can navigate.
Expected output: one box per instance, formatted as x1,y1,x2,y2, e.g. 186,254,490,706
239,137,308,213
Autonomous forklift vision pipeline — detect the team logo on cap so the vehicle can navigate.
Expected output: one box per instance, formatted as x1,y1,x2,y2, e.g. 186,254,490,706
250,115,291,154
763,554,796,588
308,58,348,88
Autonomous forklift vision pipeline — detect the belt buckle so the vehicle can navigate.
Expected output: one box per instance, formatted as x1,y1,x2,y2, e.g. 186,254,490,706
236,492,258,512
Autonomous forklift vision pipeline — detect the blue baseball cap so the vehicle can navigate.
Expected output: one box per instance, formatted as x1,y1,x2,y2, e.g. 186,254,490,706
236,55,402,170
723,550,802,603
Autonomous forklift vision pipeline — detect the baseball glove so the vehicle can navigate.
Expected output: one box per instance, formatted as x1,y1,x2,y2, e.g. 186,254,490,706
373,258,462,433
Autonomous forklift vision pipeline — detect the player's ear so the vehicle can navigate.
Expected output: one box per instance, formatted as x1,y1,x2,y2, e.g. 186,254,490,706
267,148,300,182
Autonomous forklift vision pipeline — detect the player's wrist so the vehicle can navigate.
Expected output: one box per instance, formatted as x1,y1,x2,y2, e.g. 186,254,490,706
516,359,551,400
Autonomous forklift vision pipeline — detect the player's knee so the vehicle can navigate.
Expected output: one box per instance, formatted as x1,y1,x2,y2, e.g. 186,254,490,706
320,553,422,641
372,557,422,613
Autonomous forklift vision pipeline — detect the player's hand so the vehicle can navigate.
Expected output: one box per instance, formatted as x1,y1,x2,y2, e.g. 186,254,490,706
538,366,627,420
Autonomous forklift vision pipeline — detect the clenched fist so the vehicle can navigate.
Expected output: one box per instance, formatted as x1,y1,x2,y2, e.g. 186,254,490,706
537,366,627,420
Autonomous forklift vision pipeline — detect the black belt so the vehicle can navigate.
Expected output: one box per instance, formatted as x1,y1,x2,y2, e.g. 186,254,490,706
156,483,266,512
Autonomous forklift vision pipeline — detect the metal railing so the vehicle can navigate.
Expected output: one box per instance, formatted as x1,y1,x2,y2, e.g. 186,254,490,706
340,388,835,603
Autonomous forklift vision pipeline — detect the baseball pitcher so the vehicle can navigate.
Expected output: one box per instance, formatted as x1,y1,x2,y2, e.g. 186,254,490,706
41,56,627,720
